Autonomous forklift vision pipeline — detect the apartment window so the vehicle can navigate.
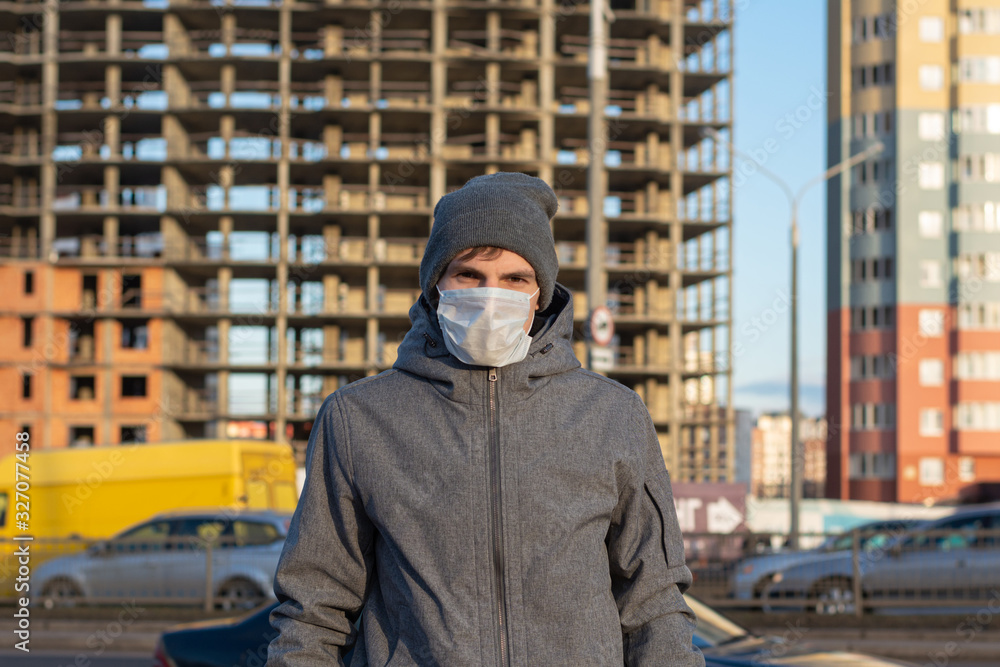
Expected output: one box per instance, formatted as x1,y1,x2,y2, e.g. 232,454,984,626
22,373,32,399
919,457,945,486
955,252,1000,281
851,306,895,331
919,309,945,336
849,452,897,480
987,106,1000,134
70,375,95,400
918,211,943,238
918,162,944,189
919,65,944,90
22,317,33,347
875,13,896,39
851,402,896,430
959,56,1000,84
959,8,1000,34
959,458,976,483
955,105,1000,134
919,409,944,436
24,271,34,295
122,274,142,308
879,208,893,230
958,154,1000,183
919,16,944,42
851,354,896,380
69,426,95,447
956,402,1000,430
121,375,147,398
953,202,1000,232
121,320,149,350
955,351,1000,380
919,359,944,386
918,112,946,141
958,303,1000,330
120,425,147,443
919,260,942,288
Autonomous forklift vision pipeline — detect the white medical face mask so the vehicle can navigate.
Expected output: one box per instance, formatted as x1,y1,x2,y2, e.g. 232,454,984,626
436,286,538,367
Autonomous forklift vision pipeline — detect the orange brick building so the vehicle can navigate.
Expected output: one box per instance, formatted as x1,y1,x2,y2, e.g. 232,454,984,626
826,1,1000,504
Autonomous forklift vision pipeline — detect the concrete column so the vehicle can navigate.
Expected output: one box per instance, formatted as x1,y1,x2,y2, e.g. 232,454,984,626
106,65,121,107
106,14,122,54
39,0,58,447
103,216,119,258
538,0,554,182
487,11,500,52
429,0,448,209
275,3,292,441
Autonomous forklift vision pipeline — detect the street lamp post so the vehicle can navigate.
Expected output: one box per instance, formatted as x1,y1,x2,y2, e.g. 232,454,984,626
587,0,612,368
703,128,882,548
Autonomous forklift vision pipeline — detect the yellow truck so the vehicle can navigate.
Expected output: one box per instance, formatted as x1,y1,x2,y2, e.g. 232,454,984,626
0,439,299,598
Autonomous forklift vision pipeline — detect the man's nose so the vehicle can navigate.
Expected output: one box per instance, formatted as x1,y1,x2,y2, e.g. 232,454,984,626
480,276,500,288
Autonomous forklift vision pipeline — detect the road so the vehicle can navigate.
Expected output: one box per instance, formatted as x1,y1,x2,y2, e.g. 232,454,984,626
0,649,997,667
0,652,154,666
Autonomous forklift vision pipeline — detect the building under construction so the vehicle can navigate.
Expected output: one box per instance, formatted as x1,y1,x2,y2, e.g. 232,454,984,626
1,0,733,482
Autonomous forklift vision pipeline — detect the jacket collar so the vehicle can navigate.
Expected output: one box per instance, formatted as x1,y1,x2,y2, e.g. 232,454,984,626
392,283,581,404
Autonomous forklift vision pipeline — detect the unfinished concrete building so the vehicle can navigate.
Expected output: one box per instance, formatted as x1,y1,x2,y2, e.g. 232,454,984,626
0,0,733,481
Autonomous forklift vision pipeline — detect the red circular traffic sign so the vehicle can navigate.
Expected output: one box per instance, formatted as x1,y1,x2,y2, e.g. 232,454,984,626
589,305,615,347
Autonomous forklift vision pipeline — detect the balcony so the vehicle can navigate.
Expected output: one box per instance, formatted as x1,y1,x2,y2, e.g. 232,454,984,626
52,186,166,213
51,234,165,262
165,339,219,366
0,236,41,260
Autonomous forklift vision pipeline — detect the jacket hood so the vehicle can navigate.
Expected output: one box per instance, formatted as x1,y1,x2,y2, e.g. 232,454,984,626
392,282,581,403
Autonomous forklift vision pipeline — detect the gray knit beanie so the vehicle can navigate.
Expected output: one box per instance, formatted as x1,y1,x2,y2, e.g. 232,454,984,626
420,172,560,310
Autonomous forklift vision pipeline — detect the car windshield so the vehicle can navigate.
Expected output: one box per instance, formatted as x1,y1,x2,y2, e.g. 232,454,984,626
685,595,749,648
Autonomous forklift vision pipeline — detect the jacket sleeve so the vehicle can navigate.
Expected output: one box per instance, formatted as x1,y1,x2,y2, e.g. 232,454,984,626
607,396,705,667
268,393,375,665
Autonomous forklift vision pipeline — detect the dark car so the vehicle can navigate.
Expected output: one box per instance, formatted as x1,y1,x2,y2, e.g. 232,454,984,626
153,595,914,666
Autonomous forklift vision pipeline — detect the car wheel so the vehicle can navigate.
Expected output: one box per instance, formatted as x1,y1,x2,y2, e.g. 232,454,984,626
216,578,264,611
41,578,84,609
812,577,856,615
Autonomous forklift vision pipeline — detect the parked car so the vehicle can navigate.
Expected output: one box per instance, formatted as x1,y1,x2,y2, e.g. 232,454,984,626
729,518,922,601
34,509,292,610
764,504,1000,615
152,595,915,666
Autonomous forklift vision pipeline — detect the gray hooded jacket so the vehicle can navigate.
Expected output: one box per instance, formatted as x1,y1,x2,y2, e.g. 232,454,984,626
268,285,704,666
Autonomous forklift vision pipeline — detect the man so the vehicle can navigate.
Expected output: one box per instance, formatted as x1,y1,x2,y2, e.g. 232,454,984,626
268,172,703,666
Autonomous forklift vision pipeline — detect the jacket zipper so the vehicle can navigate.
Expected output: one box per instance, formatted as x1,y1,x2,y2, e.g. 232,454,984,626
487,367,510,667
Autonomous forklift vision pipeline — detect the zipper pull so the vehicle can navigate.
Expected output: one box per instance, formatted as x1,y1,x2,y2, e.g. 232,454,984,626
488,368,498,382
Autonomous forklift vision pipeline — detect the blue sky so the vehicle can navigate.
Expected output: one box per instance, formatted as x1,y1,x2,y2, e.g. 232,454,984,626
731,1,828,417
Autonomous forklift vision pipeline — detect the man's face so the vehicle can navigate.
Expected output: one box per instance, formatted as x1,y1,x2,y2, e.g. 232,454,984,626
437,249,540,334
